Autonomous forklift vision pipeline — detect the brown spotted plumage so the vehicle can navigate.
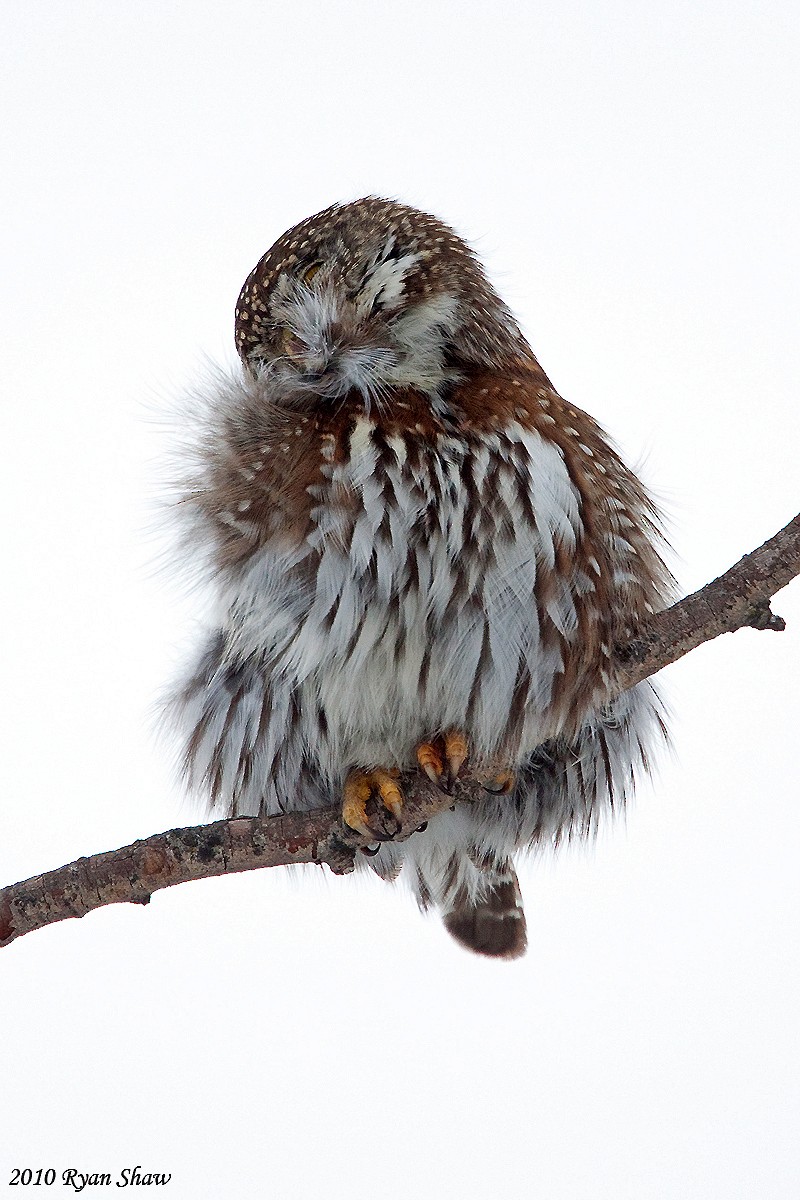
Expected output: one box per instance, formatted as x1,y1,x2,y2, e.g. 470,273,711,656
168,197,673,959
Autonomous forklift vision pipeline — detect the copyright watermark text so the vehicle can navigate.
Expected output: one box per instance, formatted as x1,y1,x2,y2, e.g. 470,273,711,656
9,1167,171,1190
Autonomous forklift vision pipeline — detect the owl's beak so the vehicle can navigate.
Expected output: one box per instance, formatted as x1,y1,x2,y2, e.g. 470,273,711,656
282,329,333,378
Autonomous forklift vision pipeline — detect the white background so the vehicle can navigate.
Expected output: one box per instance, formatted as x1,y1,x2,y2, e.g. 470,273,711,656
1,3,798,1197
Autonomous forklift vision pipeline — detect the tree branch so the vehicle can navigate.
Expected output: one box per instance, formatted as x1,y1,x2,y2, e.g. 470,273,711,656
613,510,800,688
2,512,798,949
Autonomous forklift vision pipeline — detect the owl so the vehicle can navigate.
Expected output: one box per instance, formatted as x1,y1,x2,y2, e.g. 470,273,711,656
169,197,672,959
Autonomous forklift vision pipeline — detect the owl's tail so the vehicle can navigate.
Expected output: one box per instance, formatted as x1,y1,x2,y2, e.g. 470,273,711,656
370,681,668,958
370,810,528,959
442,859,527,959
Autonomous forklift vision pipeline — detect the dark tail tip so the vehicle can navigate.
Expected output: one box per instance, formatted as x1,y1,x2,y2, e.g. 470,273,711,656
443,870,527,960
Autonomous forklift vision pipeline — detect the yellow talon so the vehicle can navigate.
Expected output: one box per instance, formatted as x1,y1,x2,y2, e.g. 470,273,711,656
444,730,468,779
373,769,403,820
416,741,444,784
342,773,373,835
416,730,469,785
342,768,403,837
483,769,516,795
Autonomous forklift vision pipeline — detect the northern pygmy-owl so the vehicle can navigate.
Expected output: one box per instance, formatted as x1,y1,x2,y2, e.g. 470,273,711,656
169,197,671,959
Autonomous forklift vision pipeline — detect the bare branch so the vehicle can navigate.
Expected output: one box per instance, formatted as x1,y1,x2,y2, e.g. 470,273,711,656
2,511,798,949
0,772,487,949
614,511,800,688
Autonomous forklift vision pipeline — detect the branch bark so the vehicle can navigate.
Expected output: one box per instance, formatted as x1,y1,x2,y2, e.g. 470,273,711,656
2,511,798,949
613,511,800,689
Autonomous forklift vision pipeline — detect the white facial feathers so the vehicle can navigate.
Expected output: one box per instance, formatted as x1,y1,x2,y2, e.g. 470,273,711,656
357,246,420,312
266,246,462,403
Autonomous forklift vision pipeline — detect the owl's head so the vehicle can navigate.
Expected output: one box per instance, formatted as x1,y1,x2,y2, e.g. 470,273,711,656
234,197,530,408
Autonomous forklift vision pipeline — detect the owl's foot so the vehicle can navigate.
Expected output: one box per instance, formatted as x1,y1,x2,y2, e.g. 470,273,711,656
417,731,516,795
416,730,469,789
342,768,403,840
481,770,516,795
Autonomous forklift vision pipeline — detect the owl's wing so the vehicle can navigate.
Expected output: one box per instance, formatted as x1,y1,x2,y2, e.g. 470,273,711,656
168,631,331,819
